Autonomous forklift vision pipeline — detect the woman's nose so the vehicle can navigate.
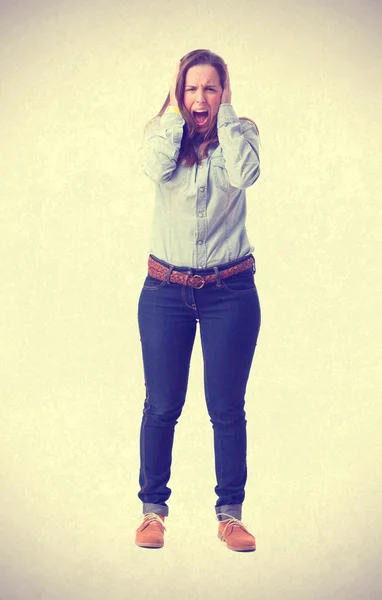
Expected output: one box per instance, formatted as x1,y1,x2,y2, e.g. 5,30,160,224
196,87,206,103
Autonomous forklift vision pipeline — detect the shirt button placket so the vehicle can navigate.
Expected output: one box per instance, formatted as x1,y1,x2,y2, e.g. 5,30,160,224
196,170,208,268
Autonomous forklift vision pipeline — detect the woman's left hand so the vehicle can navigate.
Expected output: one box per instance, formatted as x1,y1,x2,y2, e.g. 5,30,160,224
221,64,232,104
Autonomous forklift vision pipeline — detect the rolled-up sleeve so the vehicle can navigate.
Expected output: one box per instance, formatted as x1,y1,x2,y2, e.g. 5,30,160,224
141,112,185,184
217,104,260,190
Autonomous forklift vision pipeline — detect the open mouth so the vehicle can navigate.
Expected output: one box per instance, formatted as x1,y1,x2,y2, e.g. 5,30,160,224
193,110,209,127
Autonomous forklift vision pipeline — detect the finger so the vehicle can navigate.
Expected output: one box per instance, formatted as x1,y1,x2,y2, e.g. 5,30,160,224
171,61,181,86
170,61,180,89
224,63,230,85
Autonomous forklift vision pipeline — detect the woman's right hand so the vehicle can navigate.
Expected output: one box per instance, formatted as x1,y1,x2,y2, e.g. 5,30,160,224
169,61,181,107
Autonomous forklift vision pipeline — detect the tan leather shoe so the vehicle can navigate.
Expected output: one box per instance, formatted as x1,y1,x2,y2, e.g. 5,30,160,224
135,513,166,549
218,513,256,552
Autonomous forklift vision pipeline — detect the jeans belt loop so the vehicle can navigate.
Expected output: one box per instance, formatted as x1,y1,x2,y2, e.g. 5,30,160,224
165,265,175,283
213,266,222,287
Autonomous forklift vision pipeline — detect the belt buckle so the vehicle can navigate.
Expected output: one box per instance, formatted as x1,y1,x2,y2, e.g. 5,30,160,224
188,274,205,289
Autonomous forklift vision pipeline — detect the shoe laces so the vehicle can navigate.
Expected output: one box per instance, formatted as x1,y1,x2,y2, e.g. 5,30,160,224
218,513,251,537
140,512,166,530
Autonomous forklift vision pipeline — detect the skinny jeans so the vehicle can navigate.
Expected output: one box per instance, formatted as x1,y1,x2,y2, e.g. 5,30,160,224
137,254,261,521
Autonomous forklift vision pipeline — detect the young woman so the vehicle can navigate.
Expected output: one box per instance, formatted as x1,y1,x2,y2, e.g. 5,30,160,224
135,49,261,552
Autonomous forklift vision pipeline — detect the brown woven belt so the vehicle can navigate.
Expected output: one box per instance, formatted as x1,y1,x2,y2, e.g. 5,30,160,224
148,256,255,289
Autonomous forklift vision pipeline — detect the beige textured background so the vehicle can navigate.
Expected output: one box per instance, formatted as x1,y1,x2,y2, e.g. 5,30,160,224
1,0,381,598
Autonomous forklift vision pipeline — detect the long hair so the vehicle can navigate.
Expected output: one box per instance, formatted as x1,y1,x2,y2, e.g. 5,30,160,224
150,49,258,168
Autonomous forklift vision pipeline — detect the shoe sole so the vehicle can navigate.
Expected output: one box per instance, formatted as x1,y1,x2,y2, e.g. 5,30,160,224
225,545,256,552
135,541,164,549
218,533,256,552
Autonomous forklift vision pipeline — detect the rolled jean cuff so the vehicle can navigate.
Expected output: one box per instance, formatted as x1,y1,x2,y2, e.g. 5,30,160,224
143,503,169,517
215,504,242,521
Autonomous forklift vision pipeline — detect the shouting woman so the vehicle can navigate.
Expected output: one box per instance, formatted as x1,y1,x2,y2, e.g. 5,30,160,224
135,49,261,552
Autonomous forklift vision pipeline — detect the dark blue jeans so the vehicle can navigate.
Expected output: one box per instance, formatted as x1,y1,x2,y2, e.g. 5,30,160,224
137,254,261,521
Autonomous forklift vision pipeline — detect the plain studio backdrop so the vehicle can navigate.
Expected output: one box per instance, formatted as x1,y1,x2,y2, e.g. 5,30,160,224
1,0,381,598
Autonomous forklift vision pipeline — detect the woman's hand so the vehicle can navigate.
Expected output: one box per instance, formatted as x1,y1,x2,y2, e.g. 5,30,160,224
221,63,232,104
169,61,181,107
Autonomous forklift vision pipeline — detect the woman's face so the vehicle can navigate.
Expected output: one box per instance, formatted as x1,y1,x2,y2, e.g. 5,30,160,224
183,64,223,133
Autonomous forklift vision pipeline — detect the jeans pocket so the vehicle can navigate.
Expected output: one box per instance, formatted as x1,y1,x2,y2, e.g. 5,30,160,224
220,269,256,294
143,275,167,290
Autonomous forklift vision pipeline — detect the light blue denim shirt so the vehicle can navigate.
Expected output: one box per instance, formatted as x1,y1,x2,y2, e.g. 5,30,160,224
141,103,260,268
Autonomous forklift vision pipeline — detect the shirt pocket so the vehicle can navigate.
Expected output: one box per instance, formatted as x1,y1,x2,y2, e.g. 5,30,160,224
210,155,236,192
162,164,188,190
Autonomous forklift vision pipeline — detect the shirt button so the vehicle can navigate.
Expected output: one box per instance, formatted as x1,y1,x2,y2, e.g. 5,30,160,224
198,212,204,218
198,240,203,245
199,186,205,192
198,265,203,269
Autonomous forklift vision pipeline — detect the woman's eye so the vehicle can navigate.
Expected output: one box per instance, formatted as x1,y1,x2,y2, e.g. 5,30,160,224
185,88,216,92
